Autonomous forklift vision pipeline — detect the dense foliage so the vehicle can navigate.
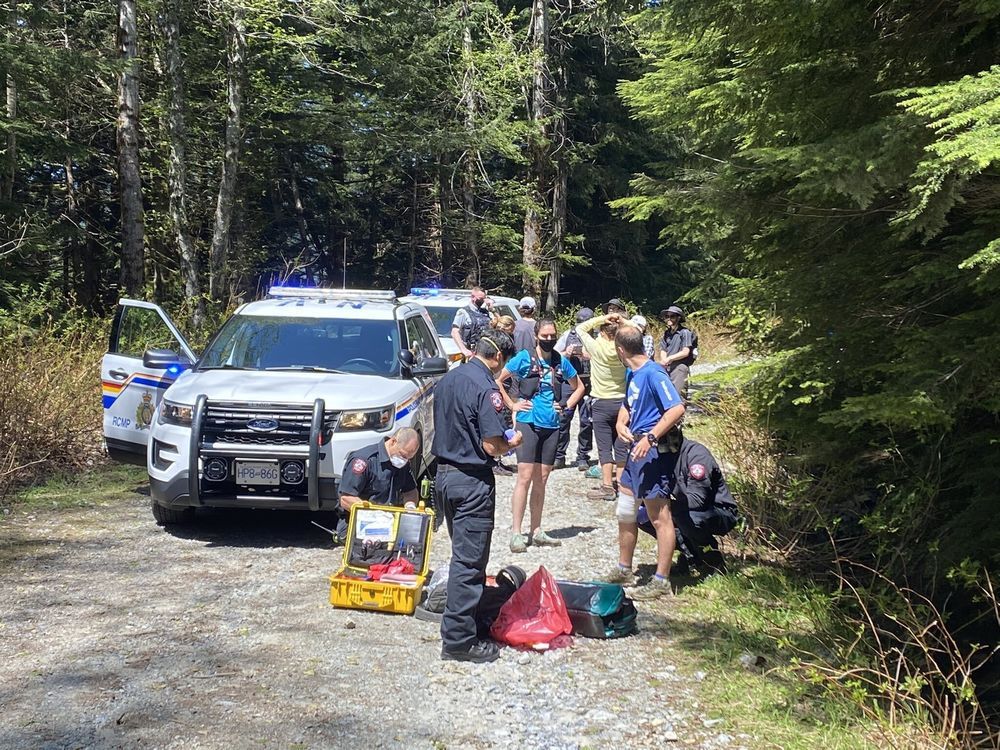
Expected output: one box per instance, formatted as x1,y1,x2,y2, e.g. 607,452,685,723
0,0,691,319
616,0,1000,611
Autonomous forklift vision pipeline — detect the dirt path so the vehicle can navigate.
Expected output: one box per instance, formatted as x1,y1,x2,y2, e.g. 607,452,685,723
0,457,748,750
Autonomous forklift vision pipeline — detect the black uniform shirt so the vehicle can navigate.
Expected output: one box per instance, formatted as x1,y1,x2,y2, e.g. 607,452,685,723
661,327,695,368
431,357,508,468
339,438,416,506
673,439,736,512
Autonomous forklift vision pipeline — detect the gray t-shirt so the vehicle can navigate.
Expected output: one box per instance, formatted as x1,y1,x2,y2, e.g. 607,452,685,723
661,327,695,368
513,318,536,353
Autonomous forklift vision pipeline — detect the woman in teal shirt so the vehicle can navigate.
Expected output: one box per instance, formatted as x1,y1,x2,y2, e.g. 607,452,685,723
497,318,585,553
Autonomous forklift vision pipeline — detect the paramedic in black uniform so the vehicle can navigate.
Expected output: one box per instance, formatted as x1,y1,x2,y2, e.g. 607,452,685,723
338,427,422,511
637,433,739,575
432,328,522,663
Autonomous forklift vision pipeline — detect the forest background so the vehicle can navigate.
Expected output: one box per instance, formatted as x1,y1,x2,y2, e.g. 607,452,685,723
1,0,998,744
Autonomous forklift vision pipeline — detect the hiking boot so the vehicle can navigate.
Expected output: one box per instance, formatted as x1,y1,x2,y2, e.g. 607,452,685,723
585,465,602,479
587,484,616,502
530,530,562,547
631,576,674,601
509,533,530,553
441,639,501,664
576,460,590,471
552,458,567,470
493,462,515,476
601,565,636,586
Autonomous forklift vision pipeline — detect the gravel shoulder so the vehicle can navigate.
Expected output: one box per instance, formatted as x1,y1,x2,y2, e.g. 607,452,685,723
0,451,750,750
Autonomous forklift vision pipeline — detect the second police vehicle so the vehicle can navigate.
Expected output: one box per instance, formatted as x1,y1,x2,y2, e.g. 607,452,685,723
399,288,522,365
101,287,448,524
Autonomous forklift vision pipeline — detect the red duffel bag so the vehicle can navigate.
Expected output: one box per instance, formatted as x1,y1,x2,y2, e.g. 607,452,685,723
490,565,573,648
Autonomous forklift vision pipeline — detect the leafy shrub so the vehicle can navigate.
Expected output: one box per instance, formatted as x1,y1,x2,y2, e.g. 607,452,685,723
0,304,107,501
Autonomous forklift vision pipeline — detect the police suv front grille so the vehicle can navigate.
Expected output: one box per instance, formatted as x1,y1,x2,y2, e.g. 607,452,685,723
201,402,340,446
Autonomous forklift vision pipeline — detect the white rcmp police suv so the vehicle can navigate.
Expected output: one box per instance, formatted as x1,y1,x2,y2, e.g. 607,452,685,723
399,288,522,365
101,287,447,524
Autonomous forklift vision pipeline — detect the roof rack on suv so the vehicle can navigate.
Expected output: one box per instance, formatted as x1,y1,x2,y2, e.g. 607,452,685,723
268,286,397,302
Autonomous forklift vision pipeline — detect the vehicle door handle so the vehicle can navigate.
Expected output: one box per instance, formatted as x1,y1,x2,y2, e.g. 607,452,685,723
109,369,129,381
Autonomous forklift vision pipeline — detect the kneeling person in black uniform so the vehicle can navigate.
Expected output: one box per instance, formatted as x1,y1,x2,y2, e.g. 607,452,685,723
339,427,421,524
637,432,738,575
432,329,522,664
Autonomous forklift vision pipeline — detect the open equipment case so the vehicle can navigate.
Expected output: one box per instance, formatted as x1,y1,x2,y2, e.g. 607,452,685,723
328,501,435,615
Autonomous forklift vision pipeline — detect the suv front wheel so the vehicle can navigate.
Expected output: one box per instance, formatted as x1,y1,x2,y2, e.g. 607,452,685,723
151,501,195,526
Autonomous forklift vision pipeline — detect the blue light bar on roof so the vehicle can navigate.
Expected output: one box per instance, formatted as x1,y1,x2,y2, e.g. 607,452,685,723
409,287,440,296
268,286,396,301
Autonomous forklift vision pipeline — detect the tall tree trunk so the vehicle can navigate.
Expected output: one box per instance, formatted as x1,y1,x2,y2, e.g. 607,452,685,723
460,1,480,286
117,0,145,295
62,1,76,300
546,65,568,312
209,4,246,303
3,1,16,203
408,167,418,290
522,0,550,301
162,0,203,327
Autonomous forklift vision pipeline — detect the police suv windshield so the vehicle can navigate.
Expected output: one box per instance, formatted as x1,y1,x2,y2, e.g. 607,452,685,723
198,315,402,377
424,307,457,336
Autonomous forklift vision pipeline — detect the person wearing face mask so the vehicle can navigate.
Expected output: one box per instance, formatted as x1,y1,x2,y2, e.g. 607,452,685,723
450,286,493,359
432,329,522,663
338,427,423,518
497,318,585,553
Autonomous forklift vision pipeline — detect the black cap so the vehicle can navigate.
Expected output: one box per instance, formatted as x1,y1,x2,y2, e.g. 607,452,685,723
601,298,627,314
576,307,594,323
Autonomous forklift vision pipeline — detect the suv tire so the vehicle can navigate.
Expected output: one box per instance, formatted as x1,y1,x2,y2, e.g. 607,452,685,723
151,501,195,526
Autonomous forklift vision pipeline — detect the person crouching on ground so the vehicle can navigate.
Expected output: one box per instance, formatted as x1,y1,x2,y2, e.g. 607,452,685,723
605,325,685,600
497,317,585,553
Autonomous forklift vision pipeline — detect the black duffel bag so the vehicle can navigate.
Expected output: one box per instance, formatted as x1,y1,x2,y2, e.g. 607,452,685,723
556,580,638,639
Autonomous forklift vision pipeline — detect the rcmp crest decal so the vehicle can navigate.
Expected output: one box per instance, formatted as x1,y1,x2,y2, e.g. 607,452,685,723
135,391,154,430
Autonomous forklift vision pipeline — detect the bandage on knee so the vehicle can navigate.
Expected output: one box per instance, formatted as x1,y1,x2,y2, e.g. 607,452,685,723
616,493,638,523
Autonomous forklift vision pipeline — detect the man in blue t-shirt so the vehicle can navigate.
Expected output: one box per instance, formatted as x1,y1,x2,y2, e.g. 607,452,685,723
604,324,685,601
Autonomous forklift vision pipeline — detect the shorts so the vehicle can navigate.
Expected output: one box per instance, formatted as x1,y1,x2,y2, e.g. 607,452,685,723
621,447,679,500
515,422,559,466
591,397,628,464
667,364,689,403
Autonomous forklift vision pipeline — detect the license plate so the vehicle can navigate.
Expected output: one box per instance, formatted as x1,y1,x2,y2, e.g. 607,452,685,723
234,460,280,486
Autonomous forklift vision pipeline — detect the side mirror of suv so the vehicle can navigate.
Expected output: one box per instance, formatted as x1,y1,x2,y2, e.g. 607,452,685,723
411,356,448,377
144,348,184,369
399,349,416,377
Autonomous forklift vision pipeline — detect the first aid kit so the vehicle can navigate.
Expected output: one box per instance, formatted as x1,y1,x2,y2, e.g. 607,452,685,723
328,501,435,615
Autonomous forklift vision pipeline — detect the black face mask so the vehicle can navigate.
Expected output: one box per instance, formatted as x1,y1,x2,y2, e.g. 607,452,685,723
537,339,556,353
473,299,484,308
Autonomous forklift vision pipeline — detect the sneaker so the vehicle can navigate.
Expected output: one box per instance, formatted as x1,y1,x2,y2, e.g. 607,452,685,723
552,458,567,470
530,530,562,547
576,460,590,471
601,565,636,586
493,462,515,476
441,640,501,663
586,484,616,502
631,576,674,601
509,533,530,553
585,465,602,479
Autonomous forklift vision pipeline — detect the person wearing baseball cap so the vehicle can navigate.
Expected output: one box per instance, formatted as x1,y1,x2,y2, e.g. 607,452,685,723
630,314,654,358
513,296,537,353
658,304,697,401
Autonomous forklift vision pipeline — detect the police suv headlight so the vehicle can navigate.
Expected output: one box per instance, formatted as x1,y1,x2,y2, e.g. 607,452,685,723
338,406,394,432
160,400,194,426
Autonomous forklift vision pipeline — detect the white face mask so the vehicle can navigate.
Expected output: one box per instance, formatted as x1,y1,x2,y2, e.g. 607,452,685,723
389,454,409,469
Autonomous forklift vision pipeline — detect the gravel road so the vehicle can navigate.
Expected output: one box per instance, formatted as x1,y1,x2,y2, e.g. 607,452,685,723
1,436,748,750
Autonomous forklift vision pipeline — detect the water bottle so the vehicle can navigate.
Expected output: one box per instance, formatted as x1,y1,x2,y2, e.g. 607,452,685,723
420,476,432,503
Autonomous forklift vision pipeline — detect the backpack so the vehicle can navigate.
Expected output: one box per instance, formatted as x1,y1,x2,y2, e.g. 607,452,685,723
459,304,491,349
516,350,565,400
